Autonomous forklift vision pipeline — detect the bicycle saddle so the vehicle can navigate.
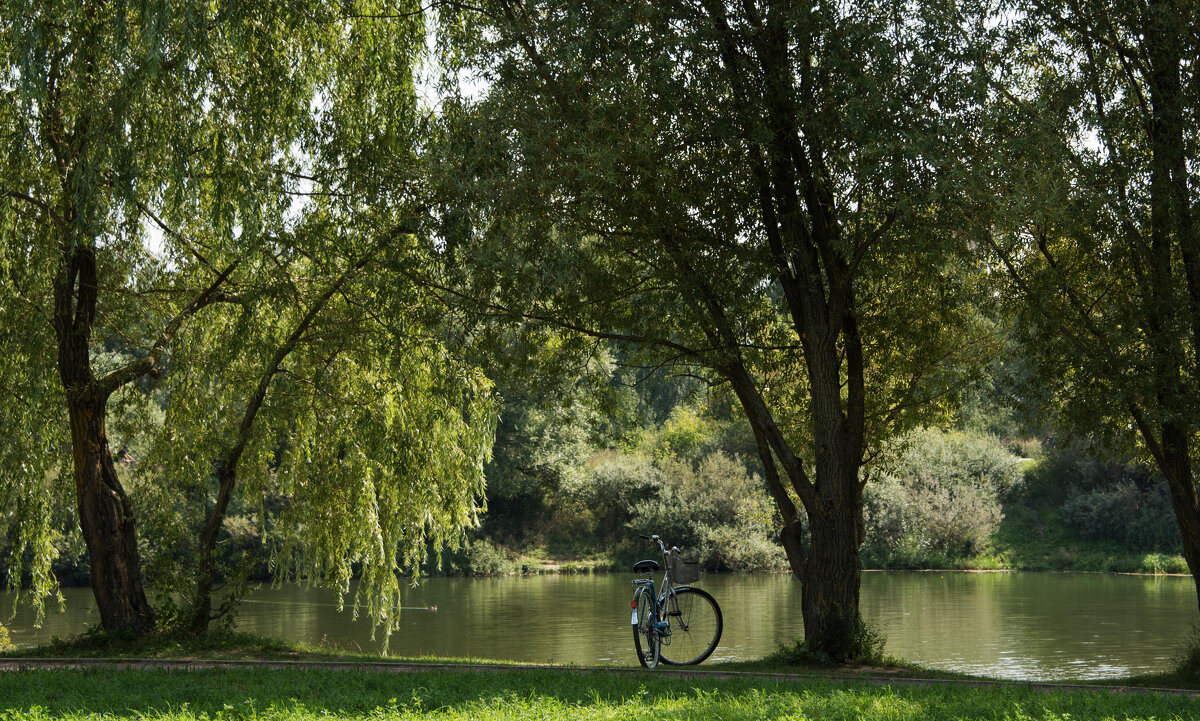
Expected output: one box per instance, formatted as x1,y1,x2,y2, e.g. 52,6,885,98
633,559,660,573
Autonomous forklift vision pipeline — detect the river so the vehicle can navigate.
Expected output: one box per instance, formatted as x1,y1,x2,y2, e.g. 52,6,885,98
5,571,1197,680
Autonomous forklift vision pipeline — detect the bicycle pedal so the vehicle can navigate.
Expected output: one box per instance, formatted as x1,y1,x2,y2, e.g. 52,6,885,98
669,611,682,616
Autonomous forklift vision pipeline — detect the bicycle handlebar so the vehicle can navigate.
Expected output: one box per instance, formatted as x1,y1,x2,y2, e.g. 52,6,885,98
640,534,677,556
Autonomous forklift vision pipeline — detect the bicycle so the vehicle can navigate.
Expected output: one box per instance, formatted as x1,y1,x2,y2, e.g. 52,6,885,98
630,533,723,668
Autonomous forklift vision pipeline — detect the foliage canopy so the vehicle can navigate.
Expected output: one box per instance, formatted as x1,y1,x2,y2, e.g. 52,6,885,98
0,0,497,638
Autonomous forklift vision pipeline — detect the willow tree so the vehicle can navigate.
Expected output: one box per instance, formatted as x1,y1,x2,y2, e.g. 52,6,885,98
133,218,498,637
436,0,995,658
1,1,497,637
0,0,310,633
986,0,1200,607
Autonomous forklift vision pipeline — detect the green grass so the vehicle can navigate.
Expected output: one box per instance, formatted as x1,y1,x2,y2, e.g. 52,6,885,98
711,652,982,681
0,629,351,661
2,632,1198,719
0,666,1197,721
9,629,1200,687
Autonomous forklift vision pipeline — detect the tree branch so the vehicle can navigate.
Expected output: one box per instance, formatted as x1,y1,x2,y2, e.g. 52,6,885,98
2,190,68,232
412,269,709,359
97,258,242,395
137,201,218,274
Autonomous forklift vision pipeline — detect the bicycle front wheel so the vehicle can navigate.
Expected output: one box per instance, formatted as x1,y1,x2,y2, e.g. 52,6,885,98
658,586,722,665
632,587,660,668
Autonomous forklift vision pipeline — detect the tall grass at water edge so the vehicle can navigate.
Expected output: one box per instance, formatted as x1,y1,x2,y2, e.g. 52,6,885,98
0,667,1197,721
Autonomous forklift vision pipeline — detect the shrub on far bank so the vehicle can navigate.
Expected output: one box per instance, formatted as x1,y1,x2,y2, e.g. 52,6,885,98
1059,481,1181,552
863,428,1022,566
441,539,515,576
558,452,661,545
1020,437,1148,503
1137,552,1190,575
470,409,1190,576
699,524,785,571
1012,437,1183,556
630,451,785,571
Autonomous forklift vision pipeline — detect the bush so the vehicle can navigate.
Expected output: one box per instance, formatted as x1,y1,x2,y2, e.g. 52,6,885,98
643,406,721,464
1058,483,1138,543
557,452,661,543
1020,437,1153,505
699,524,786,571
865,531,958,570
444,539,514,576
864,428,1021,562
1139,552,1189,574
1126,492,1182,551
630,451,784,570
1058,479,1181,552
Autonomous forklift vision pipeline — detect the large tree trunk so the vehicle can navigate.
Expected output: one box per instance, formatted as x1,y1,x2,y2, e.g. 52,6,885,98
794,348,869,658
66,394,156,633
1158,427,1200,613
801,492,865,656
55,245,156,635
736,353,869,661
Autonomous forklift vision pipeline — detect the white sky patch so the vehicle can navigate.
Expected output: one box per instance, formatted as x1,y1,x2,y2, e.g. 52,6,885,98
143,221,165,259
417,7,489,115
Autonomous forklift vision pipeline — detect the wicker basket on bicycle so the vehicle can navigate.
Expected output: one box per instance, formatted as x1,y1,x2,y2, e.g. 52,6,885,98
668,551,701,584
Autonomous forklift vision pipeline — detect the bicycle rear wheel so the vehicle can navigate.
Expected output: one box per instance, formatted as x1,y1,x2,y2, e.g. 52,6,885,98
632,587,660,668
658,586,722,665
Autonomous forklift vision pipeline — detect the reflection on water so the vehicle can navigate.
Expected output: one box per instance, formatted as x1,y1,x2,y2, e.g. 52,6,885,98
5,572,1197,680
860,571,1199,680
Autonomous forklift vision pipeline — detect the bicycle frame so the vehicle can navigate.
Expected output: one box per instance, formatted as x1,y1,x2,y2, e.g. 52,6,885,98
633,535,682,640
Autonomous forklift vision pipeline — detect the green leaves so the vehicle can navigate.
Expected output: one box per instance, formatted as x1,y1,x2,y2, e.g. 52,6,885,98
432,1,1004,655
991,0,1200,445
436,0,997,465
1,1,500,639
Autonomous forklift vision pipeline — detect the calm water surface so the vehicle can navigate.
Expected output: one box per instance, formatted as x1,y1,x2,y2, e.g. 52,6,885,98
6,571,1197,681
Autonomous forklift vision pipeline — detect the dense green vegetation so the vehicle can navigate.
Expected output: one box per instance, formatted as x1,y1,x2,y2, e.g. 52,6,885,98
0,665,1197,721
488,427,1187,578
7,380,1189,582
986,0,1200,617
1,0,1198,670
420,364,1187,577
422,378,1184,577
0,0,499,640
436,0,1001,658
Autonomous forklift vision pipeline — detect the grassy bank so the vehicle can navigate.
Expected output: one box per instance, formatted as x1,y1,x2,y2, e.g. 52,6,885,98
1,664,1198,721
459,542,1191,577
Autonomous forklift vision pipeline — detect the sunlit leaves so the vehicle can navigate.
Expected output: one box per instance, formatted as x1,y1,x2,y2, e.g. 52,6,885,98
1,1,500,639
